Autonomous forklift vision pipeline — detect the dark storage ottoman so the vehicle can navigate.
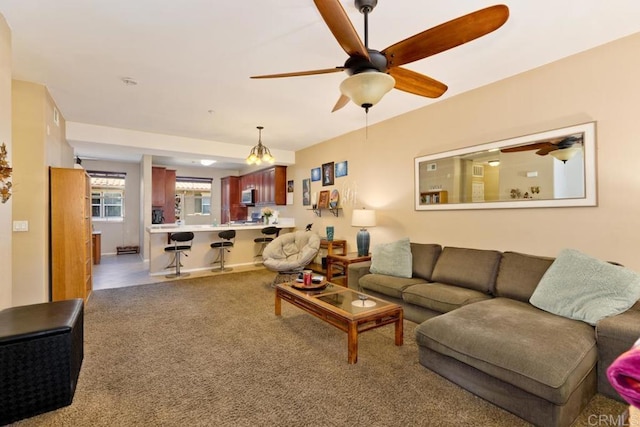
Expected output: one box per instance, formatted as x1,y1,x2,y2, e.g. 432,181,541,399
0,299,84,425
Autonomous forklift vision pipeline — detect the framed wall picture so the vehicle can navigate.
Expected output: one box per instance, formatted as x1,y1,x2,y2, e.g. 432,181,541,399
286,180,294,205
302,178,310,206
318,190,330,208
335,161,348,178
322,162,334,186
311,167,321,182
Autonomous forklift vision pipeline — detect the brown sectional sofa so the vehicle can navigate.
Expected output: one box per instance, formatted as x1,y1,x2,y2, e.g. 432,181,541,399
348,244,640,427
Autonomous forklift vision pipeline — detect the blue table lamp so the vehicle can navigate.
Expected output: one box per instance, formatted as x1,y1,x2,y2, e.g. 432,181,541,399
351,209,376,257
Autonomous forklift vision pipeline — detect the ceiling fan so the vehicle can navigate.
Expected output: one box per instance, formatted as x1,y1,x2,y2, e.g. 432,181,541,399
251,0,509,112
500,134,583,157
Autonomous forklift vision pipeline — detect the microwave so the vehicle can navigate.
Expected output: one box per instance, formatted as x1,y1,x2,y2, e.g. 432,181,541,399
241,188,256,205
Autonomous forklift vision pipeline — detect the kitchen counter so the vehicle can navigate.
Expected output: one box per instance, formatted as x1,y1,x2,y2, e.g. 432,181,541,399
146,218,294,234
145,218,295,275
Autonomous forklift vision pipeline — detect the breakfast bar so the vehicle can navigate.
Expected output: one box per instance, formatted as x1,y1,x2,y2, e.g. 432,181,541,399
146,219,295,276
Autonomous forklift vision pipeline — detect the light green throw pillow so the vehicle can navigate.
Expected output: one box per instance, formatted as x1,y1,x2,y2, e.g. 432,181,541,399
530,248,640,325
369,238,412,278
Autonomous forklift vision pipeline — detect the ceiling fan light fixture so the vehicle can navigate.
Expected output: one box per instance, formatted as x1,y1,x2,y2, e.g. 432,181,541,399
339,71,395,111
549,147,581,163
246,126,275,165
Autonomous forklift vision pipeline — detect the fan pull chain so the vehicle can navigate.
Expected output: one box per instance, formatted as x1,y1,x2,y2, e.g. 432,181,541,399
365,111,369,139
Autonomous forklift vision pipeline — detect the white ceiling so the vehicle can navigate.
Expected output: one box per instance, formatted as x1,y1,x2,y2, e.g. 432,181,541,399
3,1,640,168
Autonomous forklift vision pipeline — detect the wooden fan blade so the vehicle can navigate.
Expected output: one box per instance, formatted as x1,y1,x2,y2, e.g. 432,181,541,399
501,142,554,153
535,145,559,156
389,67,448,98
331,94,350,112
382,5,509,68
314,0,369,59
251,67,345,79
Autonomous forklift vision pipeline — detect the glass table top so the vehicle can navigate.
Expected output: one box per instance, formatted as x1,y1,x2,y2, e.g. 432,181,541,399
279,282,395,315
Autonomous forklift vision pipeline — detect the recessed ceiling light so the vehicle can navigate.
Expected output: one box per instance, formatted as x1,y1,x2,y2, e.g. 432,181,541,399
121,77,138,86
200,159,216,166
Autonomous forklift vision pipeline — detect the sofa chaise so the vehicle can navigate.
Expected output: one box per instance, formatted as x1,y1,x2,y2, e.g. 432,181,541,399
348,243,640,427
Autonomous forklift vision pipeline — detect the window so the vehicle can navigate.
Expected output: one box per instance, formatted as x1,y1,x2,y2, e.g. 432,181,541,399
193,192,211,214
88,171,125,221
175,176,213,218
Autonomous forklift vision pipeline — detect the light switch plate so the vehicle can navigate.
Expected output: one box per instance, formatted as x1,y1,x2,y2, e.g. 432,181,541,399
12,220,29,232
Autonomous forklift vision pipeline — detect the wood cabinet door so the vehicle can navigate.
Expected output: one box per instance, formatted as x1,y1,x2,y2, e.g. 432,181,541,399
264,168,275,204
228,176,246,220
220,177,230,224
152,167,166,206
274,166,287,205
255,171,264,204
221,176,246,221
164,169,176,223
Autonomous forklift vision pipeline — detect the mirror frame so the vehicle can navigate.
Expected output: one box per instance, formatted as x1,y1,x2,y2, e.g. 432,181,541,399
414,122,597,210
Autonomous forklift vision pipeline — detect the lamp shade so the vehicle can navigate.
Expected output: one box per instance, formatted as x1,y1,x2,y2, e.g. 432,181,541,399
340,72,395,109
351,209,376,228
549,147,581,163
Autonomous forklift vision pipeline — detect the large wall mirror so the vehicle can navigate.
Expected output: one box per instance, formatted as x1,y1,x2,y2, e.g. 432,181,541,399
414,122,596,210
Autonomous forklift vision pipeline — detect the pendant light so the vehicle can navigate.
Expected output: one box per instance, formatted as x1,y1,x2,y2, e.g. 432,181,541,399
246,126,275,165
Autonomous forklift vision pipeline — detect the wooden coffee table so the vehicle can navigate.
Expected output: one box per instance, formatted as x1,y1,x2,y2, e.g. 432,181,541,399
274,282,403,364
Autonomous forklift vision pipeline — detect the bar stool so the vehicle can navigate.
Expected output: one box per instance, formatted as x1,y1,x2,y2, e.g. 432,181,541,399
211,229,236,272
254,226,280,259
164,231,194,278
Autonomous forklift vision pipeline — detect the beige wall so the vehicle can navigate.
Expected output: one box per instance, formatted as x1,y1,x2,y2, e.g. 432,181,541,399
289,32,640,272
12,80,72,305
0,15,12,309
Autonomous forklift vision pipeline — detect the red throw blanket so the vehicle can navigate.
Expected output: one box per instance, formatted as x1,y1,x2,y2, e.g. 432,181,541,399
607,339,640,408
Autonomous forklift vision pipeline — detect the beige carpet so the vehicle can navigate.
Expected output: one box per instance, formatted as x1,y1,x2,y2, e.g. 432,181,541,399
15,270,626,426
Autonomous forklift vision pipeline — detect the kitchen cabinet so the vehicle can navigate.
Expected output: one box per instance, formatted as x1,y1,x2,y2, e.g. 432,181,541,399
50,167,92,301
239,166,287,206
221,176,247,223
152,166,176,222
240,174,254,193
152,166,166,206
163,169,176,223
255,172,265,204
266,166,287,205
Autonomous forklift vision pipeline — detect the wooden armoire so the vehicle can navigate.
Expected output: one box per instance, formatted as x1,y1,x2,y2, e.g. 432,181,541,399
50,167,93,301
